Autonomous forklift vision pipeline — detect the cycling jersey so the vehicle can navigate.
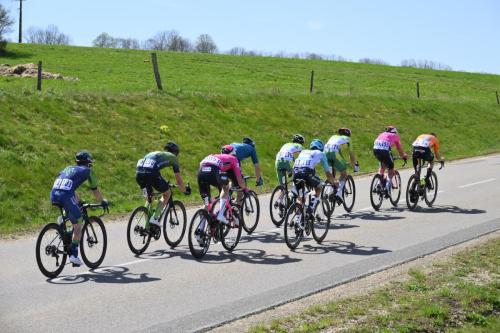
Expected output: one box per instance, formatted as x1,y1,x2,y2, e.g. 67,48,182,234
275,143,303,162
136,151,180,174
200,154,242,178
230,143,259,164
293,149,330,173
373,132,402,151
325,135,351,172
412,134,440,155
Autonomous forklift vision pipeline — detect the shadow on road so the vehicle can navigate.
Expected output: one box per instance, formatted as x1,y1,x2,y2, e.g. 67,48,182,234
412,205,486,214
294,240,391,256
47,266,161,285
335,211,406,221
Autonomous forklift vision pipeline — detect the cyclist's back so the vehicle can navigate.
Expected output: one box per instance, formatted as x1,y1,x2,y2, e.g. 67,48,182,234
137,151,179,174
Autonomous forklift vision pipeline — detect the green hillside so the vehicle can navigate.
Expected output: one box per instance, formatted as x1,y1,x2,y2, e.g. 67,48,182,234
1,44,499,234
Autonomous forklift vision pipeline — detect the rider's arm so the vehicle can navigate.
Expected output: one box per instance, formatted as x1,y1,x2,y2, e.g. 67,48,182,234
394,137,407,159
88,169,104,202
250,148,262,180
320,153,335,183
174,172,187,193
433,138,442,161
233,160,248,190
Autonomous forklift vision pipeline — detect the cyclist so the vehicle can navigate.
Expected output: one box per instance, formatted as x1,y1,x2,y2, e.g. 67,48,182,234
324,128,360,204
373,126,408,196
197,145,249,225
229,137,263,187
50,151,108,267
412,133,444,189
292,139,336,221
135,142,191,227
275,134,305,185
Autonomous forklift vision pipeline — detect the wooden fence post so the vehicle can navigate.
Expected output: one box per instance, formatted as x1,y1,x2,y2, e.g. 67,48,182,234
496,91,499,105
309,70,314,93
416,81,420,98
37,61,42,91
151,53,163,90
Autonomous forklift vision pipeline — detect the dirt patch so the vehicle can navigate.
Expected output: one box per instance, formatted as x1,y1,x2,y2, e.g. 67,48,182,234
0,63,78,81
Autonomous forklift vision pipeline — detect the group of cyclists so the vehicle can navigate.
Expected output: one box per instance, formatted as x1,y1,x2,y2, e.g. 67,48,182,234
50,127,443,266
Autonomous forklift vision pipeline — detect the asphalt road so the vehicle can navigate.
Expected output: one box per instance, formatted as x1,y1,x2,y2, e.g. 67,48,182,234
1,154,499,333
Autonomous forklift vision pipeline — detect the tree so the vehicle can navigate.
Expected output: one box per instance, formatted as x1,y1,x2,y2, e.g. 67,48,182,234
0,4,14,51
25,25,70,45
144,30,192,52
359,58,389,65
195,34,217,53
116,37,140,49
92,32,116,48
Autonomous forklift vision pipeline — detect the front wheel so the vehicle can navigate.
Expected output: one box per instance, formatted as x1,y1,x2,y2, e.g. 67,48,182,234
320,183,335,216
221,204,243,251
127,206,151,255
188,209,211,259
406,175,419,210
242,191,260,234
284,203,304,250
80,216,107,269
36,223,67,278
270,185,287,227
311,202,331,243
163,200,187,248
370,174,384,211
342,175,356,212
389,171,402,207
424,171,438,207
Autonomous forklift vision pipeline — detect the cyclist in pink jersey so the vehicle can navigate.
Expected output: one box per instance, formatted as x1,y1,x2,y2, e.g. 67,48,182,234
373,126,408,196
197,145,248,224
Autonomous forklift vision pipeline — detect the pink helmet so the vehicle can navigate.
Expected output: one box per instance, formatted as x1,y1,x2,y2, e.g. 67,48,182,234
221,145,236,155
385,125,398,134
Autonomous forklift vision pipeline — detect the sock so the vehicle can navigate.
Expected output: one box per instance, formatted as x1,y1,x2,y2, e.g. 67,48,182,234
337,180,346,196
386,178,392,190
71,240,79,257
426,168,432,181
218,198,227,219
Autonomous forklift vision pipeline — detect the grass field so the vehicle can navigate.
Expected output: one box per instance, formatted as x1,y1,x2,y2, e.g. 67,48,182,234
1,43,499,233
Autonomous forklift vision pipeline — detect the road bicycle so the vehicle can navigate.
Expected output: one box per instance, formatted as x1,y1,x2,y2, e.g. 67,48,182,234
284,179,331,250
269,168,296,226
188,189,243,259
320,174,356,215
230,175,260,234
127,184,187,255
36,202,108,278
370,158,406,210
406,158,444,210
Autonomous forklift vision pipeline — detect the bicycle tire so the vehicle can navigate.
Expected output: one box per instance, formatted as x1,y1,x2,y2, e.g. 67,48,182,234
406,175,419,210
127,206,152,255
221,204,243,251
424,171,438,207
270,185,287,226
242,191,260,234
284,203,304,250
311,201,331,243
370,174,384,211
389,171,402,207
163,200,187,248
80,216,107,269
188,209,211,259
320,183,335,216
342,175,356,212
36,223,67,278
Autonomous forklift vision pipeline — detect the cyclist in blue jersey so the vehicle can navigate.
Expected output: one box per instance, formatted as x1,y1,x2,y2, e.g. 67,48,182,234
50,151,108,267
229,137,263,186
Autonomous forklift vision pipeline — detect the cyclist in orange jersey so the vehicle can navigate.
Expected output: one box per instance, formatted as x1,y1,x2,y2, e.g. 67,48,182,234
411,133,444,189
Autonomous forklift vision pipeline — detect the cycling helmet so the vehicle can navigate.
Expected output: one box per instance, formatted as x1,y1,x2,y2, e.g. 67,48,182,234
309,139,324,151
338,128,351,137
221,144,236,155
75,151,93,166
242,137,255,147
430,132,437,137
164,141,180,156
385,125,398,134
292,134,305,144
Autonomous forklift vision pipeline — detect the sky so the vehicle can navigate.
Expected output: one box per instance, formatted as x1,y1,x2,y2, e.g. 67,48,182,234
2,0,499,74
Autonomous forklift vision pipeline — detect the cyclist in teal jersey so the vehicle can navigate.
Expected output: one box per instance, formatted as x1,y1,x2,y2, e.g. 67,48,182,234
229,137,263,186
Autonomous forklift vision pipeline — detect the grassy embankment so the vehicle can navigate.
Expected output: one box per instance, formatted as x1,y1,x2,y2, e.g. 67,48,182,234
249,237,500,333
1,43,499,234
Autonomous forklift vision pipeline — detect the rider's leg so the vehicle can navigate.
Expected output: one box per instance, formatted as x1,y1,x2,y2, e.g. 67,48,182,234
336,171,348,197
387,168,395,190
152,189,171,221
217,185,230,222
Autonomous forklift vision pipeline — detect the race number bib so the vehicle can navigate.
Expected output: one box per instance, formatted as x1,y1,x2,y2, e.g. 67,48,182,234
413,138,429,147
52,178,73,191
294,158,312,168
325,143,340,152
278,151,293,161
374,140,390,150
202,155,222,167
137,158,156,169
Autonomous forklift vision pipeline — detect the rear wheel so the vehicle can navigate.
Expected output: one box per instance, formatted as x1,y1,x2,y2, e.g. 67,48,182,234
163,200,187,248
284,203,304,250
311,202,331,243
342,175,356,212
424,171,438,207
389,171,402,207
80,216,107,269
406,175,419,210
242,191,259,234
270,185,287,226
188,209,211,259
370,174,384,211
36,223,67,278
127,206,151,255
221,204,243,251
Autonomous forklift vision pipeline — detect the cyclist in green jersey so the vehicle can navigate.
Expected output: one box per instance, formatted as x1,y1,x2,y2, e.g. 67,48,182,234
136,142,191,226
275,134,305,184
324,128,359,204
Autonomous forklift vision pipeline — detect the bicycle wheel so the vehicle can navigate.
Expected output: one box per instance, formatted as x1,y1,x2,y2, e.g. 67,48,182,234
188,209,211,259
36,223,67,278
424,171,438,207
127,206,151,255
370,174,384,211
311,202,331,243
163,200,187,248
80,216,107,269
284,203,304,250
389,171,402,207
270,185,287,227
320,183,335,216
406,175,419,210
221,204,243,251
242,191,260,234
342,175,356,212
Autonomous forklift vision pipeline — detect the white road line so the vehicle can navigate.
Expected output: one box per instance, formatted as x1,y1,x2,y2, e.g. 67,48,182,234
458,178,496,189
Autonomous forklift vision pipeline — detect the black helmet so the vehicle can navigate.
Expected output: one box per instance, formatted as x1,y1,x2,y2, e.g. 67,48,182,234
338,128,351,137
75,151,93,166
242,137,255,147
164,141,180,156
292,134,305,144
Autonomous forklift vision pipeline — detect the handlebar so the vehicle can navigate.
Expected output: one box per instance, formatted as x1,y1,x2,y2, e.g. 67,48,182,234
80,202,109,216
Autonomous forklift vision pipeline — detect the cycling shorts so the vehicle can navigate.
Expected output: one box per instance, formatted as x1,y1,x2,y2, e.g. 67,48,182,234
326,151,347,172
197,165,235,200
412,146,434,164
50,190,81,224
373,149,394,169
136,172,170,195
275,160,293,185
293,167,321,190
